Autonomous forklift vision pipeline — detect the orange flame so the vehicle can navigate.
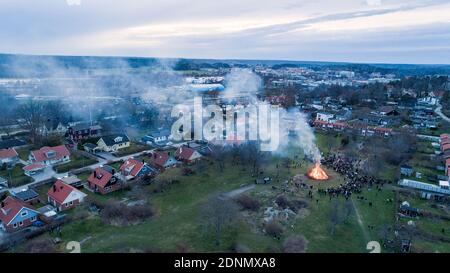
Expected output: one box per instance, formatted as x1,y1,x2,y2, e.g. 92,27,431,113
307,162,329,180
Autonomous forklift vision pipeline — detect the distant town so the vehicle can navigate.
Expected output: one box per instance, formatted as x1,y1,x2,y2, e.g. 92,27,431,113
0,54,449,253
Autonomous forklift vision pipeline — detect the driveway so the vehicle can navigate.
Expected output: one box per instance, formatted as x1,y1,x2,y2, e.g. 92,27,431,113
31,166,56,183
94,152,117,161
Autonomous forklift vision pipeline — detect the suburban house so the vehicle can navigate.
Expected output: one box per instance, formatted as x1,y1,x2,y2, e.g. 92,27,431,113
12,189,40,205
175,145,203,164
0,196,40,232
377,106,399,116
83,143,98,154
47,180,87,211
149,151,179,171
87,166,123,194
0,148,19,166
67,122,102,141
186,141,213,156
97,134,131,152
316,112,335,122
29,145,71,165
120,158,156,181
400,165,414,177
23,163,47,176
142,129,172,145
59,175,83,188
37,121,67,136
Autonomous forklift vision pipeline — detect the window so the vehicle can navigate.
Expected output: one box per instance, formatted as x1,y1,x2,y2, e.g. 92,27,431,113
21,210,28,217
69,201,73,206
30,216,36,222
13,223,17,228
65,202,69,207
19,221,23,227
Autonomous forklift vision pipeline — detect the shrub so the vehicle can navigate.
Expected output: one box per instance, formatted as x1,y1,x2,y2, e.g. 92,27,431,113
231,243,251,253
26,238,56,253
275,195,290,209
100,201,155,226
264,221,283,238
235,194,260,211
282,235,308,253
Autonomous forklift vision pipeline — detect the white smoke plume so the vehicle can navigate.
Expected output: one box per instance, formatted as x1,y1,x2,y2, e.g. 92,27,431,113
219,68,321,160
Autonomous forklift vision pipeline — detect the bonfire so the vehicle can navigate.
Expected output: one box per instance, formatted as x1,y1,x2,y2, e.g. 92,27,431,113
307,162,329,180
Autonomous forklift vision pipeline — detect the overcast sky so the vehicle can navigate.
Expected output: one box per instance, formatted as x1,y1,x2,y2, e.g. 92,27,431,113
1,0,449,64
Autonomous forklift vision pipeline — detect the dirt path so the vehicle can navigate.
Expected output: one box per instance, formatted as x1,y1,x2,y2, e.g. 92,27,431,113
435,103,450,123
351,198,370,243
222,184,255,199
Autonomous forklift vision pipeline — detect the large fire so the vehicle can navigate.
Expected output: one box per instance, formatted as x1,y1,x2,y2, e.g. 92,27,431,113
307,162,329,180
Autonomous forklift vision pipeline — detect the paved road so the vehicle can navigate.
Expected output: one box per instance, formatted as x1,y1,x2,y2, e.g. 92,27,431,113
435,103,450,123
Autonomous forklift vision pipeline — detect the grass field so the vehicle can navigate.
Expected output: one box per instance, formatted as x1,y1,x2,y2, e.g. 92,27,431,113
14,151,402,253
54,154,98,173
113,143,148,157
7,139,449,253
0,164,32,187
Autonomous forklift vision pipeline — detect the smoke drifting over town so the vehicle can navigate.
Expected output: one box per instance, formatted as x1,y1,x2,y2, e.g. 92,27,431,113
219,68,321,160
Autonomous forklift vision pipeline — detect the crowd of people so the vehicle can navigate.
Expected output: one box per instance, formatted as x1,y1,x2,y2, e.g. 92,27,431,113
318,154,391,200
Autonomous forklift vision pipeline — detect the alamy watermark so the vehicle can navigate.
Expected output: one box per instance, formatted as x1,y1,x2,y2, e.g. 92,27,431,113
171,97,280,151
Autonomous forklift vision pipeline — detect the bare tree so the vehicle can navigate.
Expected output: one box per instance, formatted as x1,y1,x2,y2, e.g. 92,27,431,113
199,193,239,246
210,145,226,172
18,100,45,143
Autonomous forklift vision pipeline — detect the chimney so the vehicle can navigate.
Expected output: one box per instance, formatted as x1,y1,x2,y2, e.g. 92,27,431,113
93,170,97,178
53,185,57,192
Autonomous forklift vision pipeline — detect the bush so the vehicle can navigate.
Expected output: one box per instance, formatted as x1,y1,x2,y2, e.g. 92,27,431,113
231,243,251,253
100,201,155,226
264,221,283,238
282,235,308,253
275,195,290,209
26,238,56,253
235,194,260,211
275,195,308,212
289,199,309,212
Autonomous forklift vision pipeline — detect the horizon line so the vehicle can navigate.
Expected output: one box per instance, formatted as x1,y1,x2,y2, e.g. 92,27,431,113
1,52,450,67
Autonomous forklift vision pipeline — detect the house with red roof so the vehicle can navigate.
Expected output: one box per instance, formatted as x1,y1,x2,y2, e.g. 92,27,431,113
29,145,71,165
148,151,180,171
22,163,47,176
175,145,202,164
0,196,40,232
0,148,18,166
47,180,87,211
119,158,156,181
87,166,123,194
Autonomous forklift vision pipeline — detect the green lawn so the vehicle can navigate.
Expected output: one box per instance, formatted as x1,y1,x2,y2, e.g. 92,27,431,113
54,154,98,173
113,143,148,157
0,164,32,187
6,143,447,253
16,147,31,161
107,161,123,171
20,153,392,253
